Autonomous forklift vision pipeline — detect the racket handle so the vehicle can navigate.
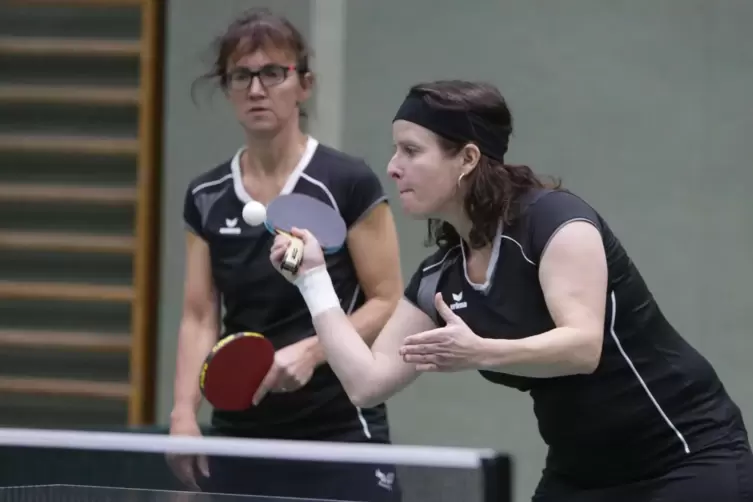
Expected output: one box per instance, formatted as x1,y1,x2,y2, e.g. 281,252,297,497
280,236,304,274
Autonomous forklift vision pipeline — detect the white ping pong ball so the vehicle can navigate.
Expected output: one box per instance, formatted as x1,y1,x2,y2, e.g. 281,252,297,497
242,201,266,226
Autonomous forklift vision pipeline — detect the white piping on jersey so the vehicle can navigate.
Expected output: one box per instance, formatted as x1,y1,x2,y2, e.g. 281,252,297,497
420,217,591,276
191,173,233,195
300,172,339,212
345,283,372,439
499,235,535,266
608,291,690,454
422,245,461,273
280,137,319,195
505,217,597,267
229,137,320,204
355,401,372,439
346,284,361,314
538,217,599,266
419,228,533,293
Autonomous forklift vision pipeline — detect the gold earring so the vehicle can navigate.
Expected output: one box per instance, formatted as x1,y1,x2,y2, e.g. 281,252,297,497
457,172,466,188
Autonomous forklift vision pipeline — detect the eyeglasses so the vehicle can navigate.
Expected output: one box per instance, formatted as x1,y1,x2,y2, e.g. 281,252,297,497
226,64,297,90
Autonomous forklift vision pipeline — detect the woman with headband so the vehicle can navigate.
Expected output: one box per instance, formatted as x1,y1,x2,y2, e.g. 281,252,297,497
270,80,752,501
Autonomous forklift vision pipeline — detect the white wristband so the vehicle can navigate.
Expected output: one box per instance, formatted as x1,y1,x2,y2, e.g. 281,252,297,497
294,266,341,318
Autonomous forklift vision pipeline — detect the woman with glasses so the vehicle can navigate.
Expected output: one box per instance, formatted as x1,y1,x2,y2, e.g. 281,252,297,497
167,8,403,501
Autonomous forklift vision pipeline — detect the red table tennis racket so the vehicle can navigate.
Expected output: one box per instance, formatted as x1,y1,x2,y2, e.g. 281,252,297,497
265,193,347,274
199,332,275,411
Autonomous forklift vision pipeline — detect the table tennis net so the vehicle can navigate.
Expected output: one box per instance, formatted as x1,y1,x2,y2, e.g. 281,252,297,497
0,428,512,502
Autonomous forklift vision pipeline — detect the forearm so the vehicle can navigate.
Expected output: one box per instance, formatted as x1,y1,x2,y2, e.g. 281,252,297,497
171,320,218,420
479,327,601,377
296,268,384,399
305,296,395,366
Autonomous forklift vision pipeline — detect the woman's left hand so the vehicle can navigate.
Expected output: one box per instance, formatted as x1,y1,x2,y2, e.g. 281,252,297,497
399,293,488,372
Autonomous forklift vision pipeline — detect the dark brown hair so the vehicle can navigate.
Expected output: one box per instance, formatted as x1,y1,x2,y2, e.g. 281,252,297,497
191,8,311,102
409,80,561,250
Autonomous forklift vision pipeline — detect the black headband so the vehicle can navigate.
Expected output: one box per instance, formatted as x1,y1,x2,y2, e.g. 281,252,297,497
392,93,510,162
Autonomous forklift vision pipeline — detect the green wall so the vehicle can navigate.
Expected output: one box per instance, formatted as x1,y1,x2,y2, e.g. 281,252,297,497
157,2,753,500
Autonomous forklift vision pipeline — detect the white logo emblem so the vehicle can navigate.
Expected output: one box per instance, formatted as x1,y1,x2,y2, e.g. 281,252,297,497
219,218,241,235
375,469,395,491
450,292,467,311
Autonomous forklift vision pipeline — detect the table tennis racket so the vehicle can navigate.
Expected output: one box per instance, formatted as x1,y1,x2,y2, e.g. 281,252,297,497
199,332,275,411
265,193,347,274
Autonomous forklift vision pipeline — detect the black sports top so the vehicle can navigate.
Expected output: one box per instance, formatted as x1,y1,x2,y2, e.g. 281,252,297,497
405,189,747,486
184,137,391,441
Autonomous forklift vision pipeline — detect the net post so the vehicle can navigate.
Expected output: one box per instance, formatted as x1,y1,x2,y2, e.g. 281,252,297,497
481,452,513,502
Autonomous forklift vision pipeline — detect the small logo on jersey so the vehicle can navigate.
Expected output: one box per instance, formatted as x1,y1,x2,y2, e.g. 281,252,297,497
450,292,467,310
375,469,394,491
219,218,241,235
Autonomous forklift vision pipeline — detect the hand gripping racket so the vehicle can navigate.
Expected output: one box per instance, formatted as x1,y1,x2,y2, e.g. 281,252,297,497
265,193,347,274
199,332,275,411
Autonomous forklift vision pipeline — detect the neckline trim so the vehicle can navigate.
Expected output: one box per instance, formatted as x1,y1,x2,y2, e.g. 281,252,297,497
460,220,504,294
230,136,319,204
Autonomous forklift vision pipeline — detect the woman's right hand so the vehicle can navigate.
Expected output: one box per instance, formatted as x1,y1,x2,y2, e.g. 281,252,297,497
166,414,209,491
270,227,327,282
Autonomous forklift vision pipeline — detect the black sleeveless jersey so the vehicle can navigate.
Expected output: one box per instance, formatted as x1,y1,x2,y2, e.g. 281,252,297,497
405,189,748,486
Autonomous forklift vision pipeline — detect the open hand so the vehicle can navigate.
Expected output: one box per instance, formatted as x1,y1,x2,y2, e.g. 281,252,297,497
270,227,326,282
252,338,320,405
399,293,487,372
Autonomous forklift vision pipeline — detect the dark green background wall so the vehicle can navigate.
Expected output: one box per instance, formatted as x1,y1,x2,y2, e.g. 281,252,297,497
157,2,753,500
